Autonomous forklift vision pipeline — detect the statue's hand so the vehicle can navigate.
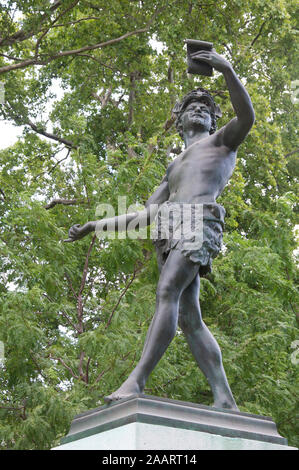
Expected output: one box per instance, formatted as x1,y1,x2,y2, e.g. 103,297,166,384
191,49,231,73
64,222,93,242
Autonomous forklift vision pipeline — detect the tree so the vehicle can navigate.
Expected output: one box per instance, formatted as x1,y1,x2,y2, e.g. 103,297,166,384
0,0,298,449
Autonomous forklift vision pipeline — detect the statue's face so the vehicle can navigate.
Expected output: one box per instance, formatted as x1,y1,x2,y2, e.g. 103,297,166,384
181,98,212,134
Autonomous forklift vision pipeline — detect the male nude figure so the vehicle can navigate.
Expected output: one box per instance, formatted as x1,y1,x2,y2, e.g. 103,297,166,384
65,49,255,410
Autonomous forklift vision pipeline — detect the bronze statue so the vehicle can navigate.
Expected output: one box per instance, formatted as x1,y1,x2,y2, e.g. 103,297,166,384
65,47,255,410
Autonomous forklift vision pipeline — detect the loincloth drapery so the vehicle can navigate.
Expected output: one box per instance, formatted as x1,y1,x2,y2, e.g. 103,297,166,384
151,202,226,276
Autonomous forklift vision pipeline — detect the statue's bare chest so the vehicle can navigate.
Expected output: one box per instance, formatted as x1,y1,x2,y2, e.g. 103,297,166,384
167,140,236,196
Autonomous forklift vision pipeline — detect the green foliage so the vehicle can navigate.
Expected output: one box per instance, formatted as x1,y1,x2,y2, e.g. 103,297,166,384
0,0,298,449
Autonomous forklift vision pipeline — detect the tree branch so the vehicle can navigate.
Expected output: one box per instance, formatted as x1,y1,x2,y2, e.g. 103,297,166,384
43,293,79,332
77,234,97,334
64,271,78,300
26,119,77,148
50,16,103,28
0,400,27,420
285,148,299,158
45,25,152,58
93,351,135,386
105,267,139,329
94,365,112,384
34,151,71,181
78,351,86,381
35,0,80,58
50,354,79,380
0,1,62,47
3,101,76,148
79,54,123,74
85,356,91,384
0,8,161,76
250,19,269,48
119,351,136,378
78,235,97,297
91,86,113,108
0,405,22,411
29,350,60,392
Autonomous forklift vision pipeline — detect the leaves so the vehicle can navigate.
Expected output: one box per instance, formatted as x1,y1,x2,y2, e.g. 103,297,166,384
0,0,298,450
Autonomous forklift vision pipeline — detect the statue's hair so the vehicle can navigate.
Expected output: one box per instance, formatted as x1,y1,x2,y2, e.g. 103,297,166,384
172,88,221,139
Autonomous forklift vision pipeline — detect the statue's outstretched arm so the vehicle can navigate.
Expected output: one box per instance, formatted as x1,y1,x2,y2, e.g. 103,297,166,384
64,176,169,242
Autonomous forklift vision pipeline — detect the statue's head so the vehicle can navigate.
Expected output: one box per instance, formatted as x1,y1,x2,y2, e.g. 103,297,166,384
172,88,222,139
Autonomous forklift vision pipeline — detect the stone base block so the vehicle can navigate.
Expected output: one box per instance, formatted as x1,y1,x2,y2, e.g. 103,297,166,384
53,394,296,450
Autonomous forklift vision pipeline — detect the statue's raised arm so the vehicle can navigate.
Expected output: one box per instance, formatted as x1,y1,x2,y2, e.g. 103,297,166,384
191,49,255,150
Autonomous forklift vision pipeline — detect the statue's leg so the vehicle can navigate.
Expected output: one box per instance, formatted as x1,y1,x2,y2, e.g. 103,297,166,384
104,249,199,402
178,274,238,410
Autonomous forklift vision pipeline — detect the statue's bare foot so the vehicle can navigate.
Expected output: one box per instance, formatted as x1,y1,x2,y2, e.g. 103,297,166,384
104,378,142,404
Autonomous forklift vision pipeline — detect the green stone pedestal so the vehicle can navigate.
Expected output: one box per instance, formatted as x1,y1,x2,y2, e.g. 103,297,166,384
53,395,296,450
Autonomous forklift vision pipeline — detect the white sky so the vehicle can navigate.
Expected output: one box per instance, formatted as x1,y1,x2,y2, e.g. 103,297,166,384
0,120,23,149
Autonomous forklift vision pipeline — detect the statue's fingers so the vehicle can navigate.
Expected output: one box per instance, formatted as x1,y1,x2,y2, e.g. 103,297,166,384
192,52,211,58
193,53,211,59
69,227,78,237
194,55,211,63
69,223,79,230
191,51,210,57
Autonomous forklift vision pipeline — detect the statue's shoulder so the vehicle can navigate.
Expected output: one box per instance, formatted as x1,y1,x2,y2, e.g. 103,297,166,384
211,126,230,148
166,156,182,179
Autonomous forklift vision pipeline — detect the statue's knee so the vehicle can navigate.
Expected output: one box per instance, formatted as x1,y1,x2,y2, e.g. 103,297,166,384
178,304,203,333
156,282,178,302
